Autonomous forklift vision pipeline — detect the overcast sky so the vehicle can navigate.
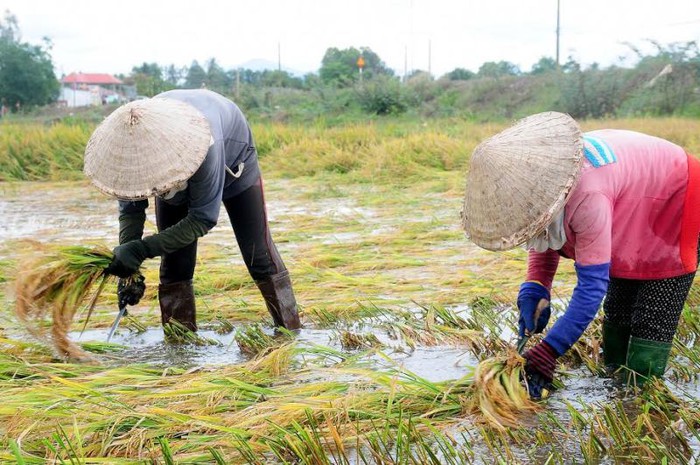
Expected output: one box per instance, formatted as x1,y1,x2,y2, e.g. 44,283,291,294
2,0,699,78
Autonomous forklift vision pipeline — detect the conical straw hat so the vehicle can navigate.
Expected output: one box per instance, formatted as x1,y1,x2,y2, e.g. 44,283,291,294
84,97,212,200
462,112,583,251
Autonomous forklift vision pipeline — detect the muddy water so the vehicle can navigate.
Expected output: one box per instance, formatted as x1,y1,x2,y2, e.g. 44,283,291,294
2,181,475,377
70,323,474,383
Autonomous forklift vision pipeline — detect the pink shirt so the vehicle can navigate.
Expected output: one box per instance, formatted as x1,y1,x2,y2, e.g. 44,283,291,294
528,129,700,283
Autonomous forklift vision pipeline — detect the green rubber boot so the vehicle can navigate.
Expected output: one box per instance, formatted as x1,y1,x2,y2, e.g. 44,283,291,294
625,336,672,386
602,321,631,373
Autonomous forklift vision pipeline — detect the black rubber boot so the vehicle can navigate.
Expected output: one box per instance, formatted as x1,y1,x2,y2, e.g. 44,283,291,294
625,336,672,386
602,320,631,373
255,270,301,330
159,280,197,332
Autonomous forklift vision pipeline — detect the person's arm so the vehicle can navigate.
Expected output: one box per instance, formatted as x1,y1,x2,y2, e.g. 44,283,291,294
118,199,148,244
106,146,225,278
526,249,560,290
522,193,612,397
112,200,149,304
543,192,612,355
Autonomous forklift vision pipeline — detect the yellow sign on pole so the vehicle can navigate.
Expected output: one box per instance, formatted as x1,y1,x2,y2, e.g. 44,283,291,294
357,56,365,69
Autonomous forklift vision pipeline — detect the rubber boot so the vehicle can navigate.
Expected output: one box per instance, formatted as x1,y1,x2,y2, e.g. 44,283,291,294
159,280,197,332
255,270,301,330
625,336,672,386
602,320,631,373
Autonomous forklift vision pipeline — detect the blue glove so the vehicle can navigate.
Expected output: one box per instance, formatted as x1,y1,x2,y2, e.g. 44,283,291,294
105,240,150,279
517,281,551,337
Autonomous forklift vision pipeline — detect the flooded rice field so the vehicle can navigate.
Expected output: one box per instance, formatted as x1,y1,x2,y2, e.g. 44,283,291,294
1,178,699,463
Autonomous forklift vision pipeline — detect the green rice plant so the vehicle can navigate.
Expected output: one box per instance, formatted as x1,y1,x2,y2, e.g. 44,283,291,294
163,320,221,346
213,316,235,335
234,324,295,357
156,437,175,465
562,315,605,376
13,242,143,360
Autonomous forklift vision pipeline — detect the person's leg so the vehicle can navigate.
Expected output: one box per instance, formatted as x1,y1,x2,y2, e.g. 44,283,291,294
155,198,198,331
602,278,638,371
223,177,300,329
626,270,696,384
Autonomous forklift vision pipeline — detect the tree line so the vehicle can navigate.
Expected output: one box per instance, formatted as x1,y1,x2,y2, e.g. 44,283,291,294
2,10,700,121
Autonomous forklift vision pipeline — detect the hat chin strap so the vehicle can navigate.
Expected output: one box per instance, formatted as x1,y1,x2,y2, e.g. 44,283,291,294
160,181,188,200
524,209,567,253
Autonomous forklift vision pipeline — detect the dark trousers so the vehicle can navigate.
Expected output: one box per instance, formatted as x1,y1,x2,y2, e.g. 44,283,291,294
155,176,286,285
603,239,699,343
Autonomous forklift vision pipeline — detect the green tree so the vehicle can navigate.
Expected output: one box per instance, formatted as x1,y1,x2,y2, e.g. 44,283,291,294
356,74,408,115
130,62,172,96
260,70,303,88
184,60,207,89
530,57,558,75
319,46,393,86
164,64,186,87
0,11,59,110
477,61,520,78
444,67,475,81
205,58,232,93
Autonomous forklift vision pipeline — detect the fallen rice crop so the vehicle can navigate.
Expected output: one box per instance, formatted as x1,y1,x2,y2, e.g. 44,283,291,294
1,117,700,463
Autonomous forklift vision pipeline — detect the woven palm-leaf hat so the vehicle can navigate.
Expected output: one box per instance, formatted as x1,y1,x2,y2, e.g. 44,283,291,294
84,97,211,200
461,111,583,251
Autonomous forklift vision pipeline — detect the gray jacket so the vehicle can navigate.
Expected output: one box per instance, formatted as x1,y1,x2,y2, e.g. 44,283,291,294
118,89,262,256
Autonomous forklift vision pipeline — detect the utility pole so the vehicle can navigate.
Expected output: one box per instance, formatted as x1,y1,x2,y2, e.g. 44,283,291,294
236,68,240,100
428,40,432,76
278,42,281,72
556,0,561,68
404,45,408,82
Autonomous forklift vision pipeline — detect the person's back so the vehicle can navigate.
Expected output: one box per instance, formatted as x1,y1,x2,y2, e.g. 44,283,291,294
561,129,695,278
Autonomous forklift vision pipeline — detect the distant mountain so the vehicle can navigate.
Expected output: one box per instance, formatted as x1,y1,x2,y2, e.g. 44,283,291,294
235,59,310,77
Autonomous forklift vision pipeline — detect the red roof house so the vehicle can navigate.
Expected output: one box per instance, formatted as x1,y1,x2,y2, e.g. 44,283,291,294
59,73,130,107
61,73,123,85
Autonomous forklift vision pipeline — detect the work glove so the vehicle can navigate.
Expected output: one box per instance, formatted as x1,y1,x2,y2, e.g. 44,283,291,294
118,274,146,308
105,240,150,278
522,341,558,400
517,281,552,337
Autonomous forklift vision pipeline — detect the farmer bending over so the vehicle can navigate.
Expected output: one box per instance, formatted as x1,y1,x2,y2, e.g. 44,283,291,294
462,112,700,397
84,89,301,331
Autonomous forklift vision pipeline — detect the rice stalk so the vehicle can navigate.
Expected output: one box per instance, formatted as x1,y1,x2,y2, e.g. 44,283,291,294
163,320,221,346
13,242,142,360
339,331,382,350
466,351,540,430
234,324,295,357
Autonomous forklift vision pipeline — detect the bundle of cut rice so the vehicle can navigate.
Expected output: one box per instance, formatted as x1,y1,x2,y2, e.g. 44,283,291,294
14,243,142,360
467,352,540,429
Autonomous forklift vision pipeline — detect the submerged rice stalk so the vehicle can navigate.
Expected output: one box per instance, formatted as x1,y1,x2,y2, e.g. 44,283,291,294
163,320,221,346
234,324,295,357
13,242,141,360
